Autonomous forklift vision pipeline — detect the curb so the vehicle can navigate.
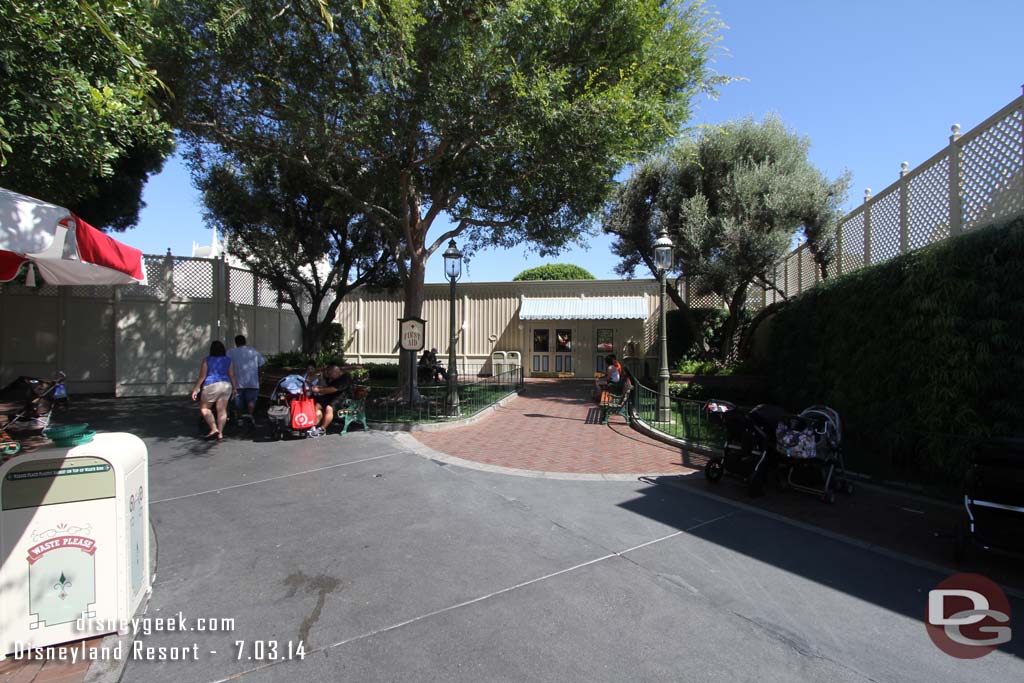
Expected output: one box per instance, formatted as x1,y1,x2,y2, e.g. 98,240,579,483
369,391,522,432
393,432,690,481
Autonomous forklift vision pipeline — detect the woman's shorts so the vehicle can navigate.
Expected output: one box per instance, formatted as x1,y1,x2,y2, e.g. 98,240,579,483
201,381,232,403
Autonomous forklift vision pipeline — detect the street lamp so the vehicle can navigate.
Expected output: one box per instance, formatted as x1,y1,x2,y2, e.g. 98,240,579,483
653,227,674,423
443,239,463,416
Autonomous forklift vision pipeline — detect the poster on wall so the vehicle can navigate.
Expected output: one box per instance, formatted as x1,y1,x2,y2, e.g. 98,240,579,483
596,328,614,352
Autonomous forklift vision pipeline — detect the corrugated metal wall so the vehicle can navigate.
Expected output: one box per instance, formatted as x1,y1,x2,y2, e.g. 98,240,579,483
338,279,666,369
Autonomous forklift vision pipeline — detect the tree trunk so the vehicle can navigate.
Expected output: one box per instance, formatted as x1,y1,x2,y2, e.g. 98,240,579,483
718,285,749,364
399,256,427,403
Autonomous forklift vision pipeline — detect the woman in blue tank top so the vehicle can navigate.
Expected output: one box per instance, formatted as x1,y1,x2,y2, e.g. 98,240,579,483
191,340,237,440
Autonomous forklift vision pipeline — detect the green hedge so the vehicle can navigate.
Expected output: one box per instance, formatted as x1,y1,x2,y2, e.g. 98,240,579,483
757,216,1024,489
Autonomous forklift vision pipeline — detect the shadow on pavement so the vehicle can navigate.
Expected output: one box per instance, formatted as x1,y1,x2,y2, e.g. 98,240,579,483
618,476,1024,661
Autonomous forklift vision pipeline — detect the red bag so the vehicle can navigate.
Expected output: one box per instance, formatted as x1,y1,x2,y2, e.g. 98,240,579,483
290,397,317,429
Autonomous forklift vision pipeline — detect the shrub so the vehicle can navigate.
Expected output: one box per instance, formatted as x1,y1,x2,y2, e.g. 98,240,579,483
512,264,596,280
265,351,308,369
669,381,706,400
760,216,1024,490
362,362,400,380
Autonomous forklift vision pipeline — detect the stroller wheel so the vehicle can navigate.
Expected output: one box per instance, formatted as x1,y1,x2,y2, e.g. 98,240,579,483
821,490,836,505
704,459,724,483
843,480,854,495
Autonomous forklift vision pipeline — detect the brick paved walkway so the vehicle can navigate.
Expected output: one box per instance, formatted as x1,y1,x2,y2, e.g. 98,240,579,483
413,380,699,475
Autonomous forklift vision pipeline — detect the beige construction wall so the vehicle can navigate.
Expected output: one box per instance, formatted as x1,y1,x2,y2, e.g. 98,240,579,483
0,256,303,396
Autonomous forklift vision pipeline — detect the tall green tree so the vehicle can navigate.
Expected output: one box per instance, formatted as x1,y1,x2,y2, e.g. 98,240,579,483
196,156,392,353
0,0,174,229
170,0,724,399
605,116,850,362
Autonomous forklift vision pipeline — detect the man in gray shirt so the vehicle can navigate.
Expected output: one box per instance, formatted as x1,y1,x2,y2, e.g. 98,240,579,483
227,335,265,425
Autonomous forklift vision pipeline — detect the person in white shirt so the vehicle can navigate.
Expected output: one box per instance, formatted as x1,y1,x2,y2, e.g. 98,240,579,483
227,335,265,423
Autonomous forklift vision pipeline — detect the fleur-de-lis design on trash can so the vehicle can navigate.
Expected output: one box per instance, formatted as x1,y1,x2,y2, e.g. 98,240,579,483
53,571,72,600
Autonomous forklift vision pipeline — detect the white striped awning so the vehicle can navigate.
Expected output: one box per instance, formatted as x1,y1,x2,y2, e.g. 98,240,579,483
519,296,648,320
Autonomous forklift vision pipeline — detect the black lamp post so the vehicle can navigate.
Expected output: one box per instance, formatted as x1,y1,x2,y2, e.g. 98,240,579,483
442,239,463,416
653,226,674,423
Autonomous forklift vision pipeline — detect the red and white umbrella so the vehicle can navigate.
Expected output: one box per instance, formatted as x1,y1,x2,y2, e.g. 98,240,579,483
0,187,147,286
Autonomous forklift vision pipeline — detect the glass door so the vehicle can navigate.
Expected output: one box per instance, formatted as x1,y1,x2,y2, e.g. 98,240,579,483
531,327,574,374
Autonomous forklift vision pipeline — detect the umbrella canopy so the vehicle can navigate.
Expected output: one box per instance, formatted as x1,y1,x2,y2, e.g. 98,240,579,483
0,187,147,285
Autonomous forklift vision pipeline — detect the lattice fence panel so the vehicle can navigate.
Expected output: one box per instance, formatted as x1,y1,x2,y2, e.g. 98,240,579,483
171,258,213,299
867,188,902,265
69,285,114,299
960,107,1024,231
122,256,168,298
839,211,866,274
798,248,817,292
256,277,281,309
228,268,255,305
907,155,951,250
744,282,763,311
0,282,58,296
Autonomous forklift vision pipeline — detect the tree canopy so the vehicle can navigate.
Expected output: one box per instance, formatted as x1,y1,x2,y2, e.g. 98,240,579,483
170,0,725,400
0,0,174,229
604,116,849,361
513,264,596,281
196,155,391,353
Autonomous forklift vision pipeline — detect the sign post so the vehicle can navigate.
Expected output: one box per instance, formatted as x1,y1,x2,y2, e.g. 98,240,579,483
398,317,426,405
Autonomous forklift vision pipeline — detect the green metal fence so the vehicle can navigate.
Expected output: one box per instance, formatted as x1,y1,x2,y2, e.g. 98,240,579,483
365,366,524,424
630,381,725,450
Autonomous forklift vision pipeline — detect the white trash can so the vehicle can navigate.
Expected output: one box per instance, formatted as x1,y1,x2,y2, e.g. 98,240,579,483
0,433,150,657
490,351,507,378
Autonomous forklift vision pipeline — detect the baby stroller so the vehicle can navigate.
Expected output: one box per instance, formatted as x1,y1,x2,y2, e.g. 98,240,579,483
267,375,318,440
1,372,68,457
955,437,1024,562
774,405,853,504
705,403,787,496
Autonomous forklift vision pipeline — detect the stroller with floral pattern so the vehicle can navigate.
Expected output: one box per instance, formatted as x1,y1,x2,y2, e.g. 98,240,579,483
774,405,853,504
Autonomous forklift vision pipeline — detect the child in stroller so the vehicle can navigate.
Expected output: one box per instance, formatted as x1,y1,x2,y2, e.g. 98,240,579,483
267,374,318,440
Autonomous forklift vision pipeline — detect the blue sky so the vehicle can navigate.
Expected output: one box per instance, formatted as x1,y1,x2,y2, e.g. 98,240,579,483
129,0,1024,283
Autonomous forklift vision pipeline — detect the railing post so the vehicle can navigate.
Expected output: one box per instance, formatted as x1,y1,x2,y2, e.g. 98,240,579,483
948,123,963,236
835,221,844,276
863,188,873,266
899,161,910,254
796,248,802,292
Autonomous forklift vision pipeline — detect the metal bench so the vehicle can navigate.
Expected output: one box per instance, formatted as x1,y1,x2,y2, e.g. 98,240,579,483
599,390,630,425
337,386,370,434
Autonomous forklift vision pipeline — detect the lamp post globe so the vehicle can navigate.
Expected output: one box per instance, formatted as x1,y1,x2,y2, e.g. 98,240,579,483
654,228,673,423
443,240,462,416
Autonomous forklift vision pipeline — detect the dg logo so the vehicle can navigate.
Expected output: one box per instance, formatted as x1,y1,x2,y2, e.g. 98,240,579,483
927,573,1011,658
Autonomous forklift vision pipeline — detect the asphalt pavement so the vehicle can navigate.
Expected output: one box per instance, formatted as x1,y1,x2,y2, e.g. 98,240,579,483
108,424,1024,683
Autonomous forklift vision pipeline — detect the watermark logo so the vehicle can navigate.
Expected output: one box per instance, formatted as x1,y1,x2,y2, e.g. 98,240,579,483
926,573,1011,658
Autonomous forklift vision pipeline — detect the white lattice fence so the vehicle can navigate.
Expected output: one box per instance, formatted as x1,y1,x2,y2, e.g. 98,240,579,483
742,90,1024,307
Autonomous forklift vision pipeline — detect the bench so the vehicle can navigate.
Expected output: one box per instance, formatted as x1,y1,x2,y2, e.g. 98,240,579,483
599,390,630,425
337,386,370,434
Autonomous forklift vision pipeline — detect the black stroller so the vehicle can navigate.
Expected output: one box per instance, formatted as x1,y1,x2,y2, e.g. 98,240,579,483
705,403,787,496
1,372,68,457
955,437,1024,562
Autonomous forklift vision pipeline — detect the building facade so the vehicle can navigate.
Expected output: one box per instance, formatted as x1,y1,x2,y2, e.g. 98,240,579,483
336,279,666,379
